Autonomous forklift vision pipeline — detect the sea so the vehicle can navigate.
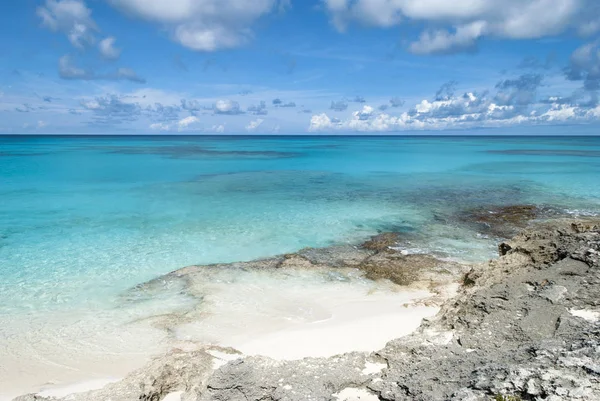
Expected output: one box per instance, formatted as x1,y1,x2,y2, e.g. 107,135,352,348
1,135,599,398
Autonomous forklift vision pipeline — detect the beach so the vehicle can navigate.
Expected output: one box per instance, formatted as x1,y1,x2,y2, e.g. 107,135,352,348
9,218,600,401
2,135,600,399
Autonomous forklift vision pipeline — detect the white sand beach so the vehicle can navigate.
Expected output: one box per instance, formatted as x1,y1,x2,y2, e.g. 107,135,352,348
0,267,442,400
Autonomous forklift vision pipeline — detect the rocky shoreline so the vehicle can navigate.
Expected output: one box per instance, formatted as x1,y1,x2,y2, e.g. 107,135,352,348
14,216,600,401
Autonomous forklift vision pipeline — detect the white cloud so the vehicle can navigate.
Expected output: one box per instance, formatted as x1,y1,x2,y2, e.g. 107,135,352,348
150,122,171,131
409,21,487,54
307,77,600,133
245,118,264,132
59,55,146,83
211,124,226,133
323,0,596,54
108,0,288,51
213,99,243,115
178,115,200,130
565,41,600,90
99,37,122,60
58,55,89,79
37,0,98,48
309,113,336,131
150,116,201,131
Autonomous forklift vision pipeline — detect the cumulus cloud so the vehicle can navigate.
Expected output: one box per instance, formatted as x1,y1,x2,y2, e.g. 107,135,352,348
247,101,268,115
213,99,243,115
330,100,348,112
379,98,405,111
150,116,201,131
178,116,200,129
150,122,171,131
565,41,600,90
181,99,204,114
495,73,543,106
80,94,142,125
410,21,486,55
37,0,98,48
323,0,599,55
310,110,405,132
211,124,226,133
147,103,181,122
435,81,458,101
390,97,405,108
309,113,337,131
108,0,289,51
355,105,375,120
114,68,146,83
99,37,121,60
245,118,264,132
59,55,146,83
309,71,600,132
272,98,296,108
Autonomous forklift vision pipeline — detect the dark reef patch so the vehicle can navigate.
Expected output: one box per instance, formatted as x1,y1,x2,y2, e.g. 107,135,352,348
361,232,400,252
90,145,302,159
457,204,540,238
487,149,600,157
0,151,51,157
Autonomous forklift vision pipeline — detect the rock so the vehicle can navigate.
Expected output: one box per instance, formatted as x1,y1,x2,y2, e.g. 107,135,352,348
498,242,512,256
11,396,52,401
357,252,464,287
198,353,375,401
459,204,540,238
360,232,400,252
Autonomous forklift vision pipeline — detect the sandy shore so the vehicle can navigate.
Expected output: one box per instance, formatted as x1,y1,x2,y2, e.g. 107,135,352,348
1,269,446,400
234,295,439,360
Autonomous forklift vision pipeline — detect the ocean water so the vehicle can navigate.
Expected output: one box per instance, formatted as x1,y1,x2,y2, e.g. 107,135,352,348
1,135,600,396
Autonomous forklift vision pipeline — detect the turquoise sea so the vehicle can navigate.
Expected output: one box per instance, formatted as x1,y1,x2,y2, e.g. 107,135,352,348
1,135,600,397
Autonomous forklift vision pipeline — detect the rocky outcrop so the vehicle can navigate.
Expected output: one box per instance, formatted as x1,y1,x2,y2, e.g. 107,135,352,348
457,204,541,238
14,219,600,401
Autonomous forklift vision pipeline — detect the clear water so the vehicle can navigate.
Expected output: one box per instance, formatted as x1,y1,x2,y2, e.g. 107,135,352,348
2,135,600,313
1,135,600,396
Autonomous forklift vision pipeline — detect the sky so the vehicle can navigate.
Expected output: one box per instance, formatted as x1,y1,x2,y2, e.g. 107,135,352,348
2,0,600,134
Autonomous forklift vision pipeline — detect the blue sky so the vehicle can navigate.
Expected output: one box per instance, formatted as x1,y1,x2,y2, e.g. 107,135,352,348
2,0,600,134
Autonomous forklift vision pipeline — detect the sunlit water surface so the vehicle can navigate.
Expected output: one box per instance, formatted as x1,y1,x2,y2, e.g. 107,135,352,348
1,135,599,397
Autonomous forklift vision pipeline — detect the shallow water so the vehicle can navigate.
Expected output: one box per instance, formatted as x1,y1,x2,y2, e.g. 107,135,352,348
1,135,600,397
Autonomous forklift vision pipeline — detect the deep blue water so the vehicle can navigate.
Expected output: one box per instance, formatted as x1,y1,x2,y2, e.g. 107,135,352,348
1,135,600,315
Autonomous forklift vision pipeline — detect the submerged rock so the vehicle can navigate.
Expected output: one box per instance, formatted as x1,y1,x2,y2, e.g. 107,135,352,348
357,252,462,287
361,232,401,252
14,219,600,401
459,204,540,238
